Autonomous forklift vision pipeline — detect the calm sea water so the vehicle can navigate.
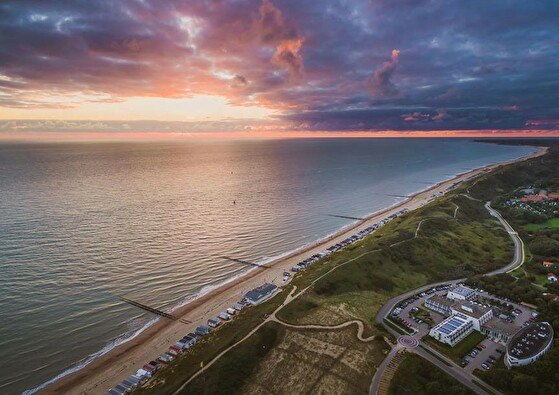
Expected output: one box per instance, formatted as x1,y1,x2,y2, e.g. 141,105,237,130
0,138,534,394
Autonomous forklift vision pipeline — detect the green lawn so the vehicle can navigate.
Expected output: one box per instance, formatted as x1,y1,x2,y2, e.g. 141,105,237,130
524,217,559,231
423,331,487,363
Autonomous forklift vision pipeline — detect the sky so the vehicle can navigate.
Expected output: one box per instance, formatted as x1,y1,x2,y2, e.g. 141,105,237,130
1,0,559,139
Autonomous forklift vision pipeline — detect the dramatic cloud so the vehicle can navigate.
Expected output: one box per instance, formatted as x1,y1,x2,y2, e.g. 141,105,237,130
367,49,401,97
1,0,559,132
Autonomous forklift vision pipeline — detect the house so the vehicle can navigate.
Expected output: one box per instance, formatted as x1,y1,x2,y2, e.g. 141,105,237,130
208,317,221,327
244,283,278,305
547,273,558,282
543,261,554,268
195,324,211,336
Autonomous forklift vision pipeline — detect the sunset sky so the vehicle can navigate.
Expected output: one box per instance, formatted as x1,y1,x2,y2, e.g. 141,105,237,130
1,0,558,139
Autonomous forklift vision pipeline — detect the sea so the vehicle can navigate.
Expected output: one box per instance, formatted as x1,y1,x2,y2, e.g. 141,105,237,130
0,138,535,394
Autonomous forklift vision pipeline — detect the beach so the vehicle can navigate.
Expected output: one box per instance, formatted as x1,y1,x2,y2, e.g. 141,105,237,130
38,145,547,395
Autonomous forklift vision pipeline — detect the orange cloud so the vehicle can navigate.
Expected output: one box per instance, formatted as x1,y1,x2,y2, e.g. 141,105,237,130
273,38,305,78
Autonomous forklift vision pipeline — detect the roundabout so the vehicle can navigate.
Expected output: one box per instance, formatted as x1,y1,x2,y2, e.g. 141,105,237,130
397,335,419,349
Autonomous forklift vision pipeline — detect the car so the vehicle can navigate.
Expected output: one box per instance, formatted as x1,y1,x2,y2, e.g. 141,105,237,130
478,343,486,349
481,363,490,370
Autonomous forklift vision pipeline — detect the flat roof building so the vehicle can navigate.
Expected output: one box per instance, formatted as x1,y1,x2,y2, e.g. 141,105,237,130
452,301,493,330
447,285,476,301
505,322,553,367
424,294,455,316
429,312,474,346
481,318,519,345
244,283,277,305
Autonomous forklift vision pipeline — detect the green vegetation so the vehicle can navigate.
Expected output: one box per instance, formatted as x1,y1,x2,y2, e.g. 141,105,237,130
389,353,474,395
181,323,284,395
184,322,388,394
410,306,434,325
462,145,559,395
135,287,291,395
475,346,559,395
423,331,486,363
140,144,559,395
525,218,559,232
277,195,513,331
384,317,412,335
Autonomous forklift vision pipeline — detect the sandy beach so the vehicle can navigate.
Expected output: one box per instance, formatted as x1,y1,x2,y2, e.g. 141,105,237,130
40,146,547,395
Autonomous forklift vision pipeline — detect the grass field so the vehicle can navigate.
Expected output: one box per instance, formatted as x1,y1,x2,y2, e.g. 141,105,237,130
276,195,513,332
134,154,538,394
423,331,486,363
135,287,292,395
183,322,389,395
389,353,475,395
524,218,559,232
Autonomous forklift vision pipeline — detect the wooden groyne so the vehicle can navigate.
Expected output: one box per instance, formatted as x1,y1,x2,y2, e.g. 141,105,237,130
118,296,191,324
327,214,365,221
220,256,270,269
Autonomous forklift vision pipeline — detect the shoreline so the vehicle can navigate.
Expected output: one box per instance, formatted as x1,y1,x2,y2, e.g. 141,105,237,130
38,145,548,395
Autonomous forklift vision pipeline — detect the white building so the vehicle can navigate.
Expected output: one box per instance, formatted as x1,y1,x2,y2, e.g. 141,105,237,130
451,301,493,331
424,294,454,316
429,313,475,346
447,285,476,301
426,295,493,346
505,322,553,367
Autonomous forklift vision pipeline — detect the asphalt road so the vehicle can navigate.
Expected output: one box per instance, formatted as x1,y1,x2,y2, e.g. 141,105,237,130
371,200,524,395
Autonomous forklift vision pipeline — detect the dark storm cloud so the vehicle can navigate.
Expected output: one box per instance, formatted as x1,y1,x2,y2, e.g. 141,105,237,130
1,0,558,131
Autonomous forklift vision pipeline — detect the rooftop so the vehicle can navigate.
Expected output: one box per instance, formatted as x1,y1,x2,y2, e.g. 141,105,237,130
482,317,520,337
244,283,277,302
432,313,472,336
456,300,492,319
426,294,455,308
507,322,553,360
450,285,475,298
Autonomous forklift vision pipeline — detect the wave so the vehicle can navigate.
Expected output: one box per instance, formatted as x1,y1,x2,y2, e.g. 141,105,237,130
23,145,539,394
22,317,159,395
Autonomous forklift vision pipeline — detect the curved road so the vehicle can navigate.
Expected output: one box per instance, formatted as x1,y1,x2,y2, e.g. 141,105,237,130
172,200,522,395
371,201,524,395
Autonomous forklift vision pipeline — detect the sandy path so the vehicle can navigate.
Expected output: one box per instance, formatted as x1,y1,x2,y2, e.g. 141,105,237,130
40,146,547,395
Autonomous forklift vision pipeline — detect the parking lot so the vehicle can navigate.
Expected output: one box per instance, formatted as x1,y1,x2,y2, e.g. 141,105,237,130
390,284,454,337
462,337,505,373
390,284,537,373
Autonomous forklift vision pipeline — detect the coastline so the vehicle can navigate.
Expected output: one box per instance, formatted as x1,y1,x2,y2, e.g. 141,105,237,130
38,145,548,395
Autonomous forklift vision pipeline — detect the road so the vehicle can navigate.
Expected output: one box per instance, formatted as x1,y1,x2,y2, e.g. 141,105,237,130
371,200,525,395
173,200,522,395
